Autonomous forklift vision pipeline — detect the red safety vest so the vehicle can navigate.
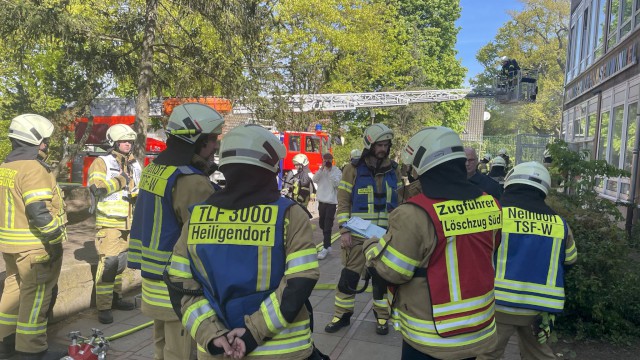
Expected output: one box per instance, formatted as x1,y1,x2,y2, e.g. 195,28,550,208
408,193,501,337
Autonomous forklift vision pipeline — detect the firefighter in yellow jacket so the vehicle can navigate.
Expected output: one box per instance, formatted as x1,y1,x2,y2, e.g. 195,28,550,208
167,124,320,359
364,126,501,360
478,162,577,360
0,114,67,360
88,124,141,324
129,103,224,360
325,123,403,336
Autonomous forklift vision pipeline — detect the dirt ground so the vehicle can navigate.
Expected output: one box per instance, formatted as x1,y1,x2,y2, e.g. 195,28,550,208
550,337,640,359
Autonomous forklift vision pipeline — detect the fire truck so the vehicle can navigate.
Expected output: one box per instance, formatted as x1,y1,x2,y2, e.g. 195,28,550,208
66,97,332,186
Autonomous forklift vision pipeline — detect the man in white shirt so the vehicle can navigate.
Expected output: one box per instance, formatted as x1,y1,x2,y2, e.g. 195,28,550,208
313,153,342,259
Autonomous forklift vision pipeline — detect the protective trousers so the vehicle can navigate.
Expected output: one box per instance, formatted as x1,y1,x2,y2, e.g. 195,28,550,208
333,242,389,320
141,283,196,360
0,249,62,354
95,227,129,310
477,320,556,360
318,202,336,249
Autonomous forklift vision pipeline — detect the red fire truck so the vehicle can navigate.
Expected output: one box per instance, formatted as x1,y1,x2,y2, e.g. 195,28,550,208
66,97,332,186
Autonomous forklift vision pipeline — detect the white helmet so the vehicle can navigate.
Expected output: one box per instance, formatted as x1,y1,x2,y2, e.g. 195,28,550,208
501,56,508,62
350,149,362,160
504,161,551,195
292,153,309,167
106,124,136,146
498,148,507,156
219,124,286,173
483,153,492,162
491,156,506,168
363,123,393,150
166,103,224,144
8,114,54,146
400,126,465,176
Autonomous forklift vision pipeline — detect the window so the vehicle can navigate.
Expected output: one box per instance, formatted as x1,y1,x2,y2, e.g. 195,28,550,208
595,0,608,57
574,15,584,76
598,111,610,160
621,0,633,37
574,117,586,138
610,104,624,166
636,0,640,27
567,25,577,80
289,135,301,152
609,0,620,49
588,113,598,139
624,102,638,171
581,9,590,69
305,136,320,153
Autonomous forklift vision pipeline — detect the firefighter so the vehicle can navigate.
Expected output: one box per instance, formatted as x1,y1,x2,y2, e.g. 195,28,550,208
128,103,224,360
0,114,67,360
363,126,501,359
488,156,507,188
88,123,141,324
478,162,577,360
497,148,511,170
324,123,402,336
166,124,320,359
478,153,491,174
286,153,315,207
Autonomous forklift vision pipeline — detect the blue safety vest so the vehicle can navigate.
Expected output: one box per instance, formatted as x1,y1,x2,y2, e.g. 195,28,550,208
350,162,398,230
129,164,205,279
187,197,294,329
495,207,569,313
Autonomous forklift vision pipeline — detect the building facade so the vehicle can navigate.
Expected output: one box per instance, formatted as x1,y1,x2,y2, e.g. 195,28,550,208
563,0,640,204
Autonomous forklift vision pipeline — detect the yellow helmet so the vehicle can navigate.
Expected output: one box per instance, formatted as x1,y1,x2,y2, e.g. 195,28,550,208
219,124,286,173
400,126,465,176
166,103,224,144
363,123,393,150
504,161,551,195
106,124,136,146
8,114,54,145
292,153,309,167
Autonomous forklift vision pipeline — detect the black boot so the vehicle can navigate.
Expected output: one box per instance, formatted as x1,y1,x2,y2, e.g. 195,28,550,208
324,312,352,333
17,348,69,360
112,294,135,311
0,333,15,359
375,319,389,335
98,309,113,324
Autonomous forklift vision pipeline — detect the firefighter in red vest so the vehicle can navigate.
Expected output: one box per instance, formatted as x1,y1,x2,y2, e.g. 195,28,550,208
363,126,501,359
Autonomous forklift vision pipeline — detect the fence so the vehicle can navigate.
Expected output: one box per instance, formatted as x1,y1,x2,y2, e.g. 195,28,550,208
464,134,556,165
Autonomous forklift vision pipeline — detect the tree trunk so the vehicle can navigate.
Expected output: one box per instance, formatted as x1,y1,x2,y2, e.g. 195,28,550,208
134,0,159,163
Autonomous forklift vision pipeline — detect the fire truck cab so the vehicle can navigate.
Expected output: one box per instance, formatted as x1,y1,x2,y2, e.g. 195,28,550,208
275,127,332,174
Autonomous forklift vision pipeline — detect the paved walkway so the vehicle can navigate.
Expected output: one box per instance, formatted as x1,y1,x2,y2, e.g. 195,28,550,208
6,200,524,359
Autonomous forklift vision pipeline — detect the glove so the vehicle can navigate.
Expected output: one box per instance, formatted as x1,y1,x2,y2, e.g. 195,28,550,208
45,242,64,263
532,312,555,344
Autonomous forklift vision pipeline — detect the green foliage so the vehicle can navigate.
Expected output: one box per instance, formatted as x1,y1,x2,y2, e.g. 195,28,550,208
473,0,569,136
546,140,640,341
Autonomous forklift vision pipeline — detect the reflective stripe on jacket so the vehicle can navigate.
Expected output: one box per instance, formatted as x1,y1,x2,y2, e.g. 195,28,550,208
348,162,398,231
185,197,314,357
495,207,576,313
129,164,200,279
0,160,67,252
93,154,141,227
408,193,501,338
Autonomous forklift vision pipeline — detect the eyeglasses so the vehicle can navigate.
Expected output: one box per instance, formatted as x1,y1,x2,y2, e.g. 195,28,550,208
118,140,134,145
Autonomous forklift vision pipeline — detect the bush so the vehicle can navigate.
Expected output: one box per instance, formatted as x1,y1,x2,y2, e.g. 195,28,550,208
546,140,640,342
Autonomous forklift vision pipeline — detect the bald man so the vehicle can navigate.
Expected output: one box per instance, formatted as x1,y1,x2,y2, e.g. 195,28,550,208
465,147,503,200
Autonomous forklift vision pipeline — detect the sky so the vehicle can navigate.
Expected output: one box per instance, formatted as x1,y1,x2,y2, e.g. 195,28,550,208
455,0,524,86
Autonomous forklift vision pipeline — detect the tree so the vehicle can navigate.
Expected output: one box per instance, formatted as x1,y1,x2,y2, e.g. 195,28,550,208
473,0,569,136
